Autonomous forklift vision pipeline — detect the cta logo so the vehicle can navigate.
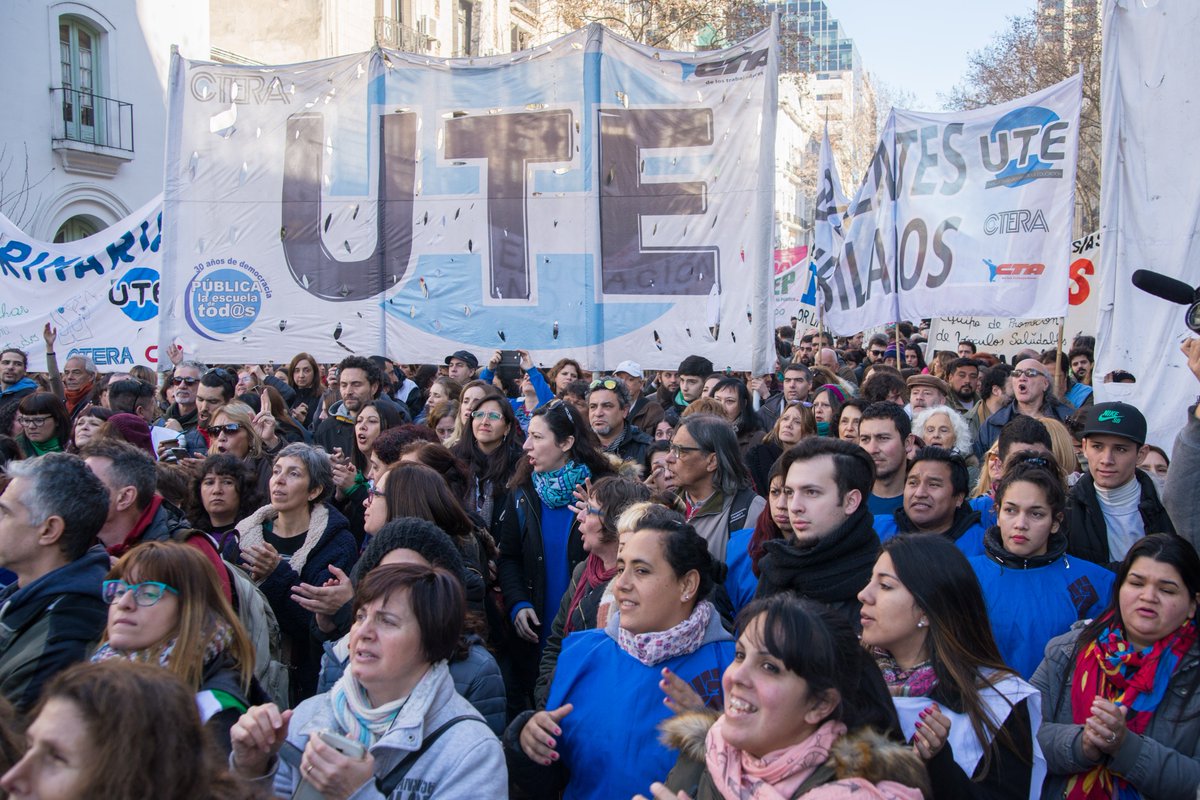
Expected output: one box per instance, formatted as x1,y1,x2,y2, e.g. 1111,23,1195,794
983,209,1048,236
984,259,1044,282
185,261,270,341
981,106,1070,189
682,48,769,79
108,267,159,322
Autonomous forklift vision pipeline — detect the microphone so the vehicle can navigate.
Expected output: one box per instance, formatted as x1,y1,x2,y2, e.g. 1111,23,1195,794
1132,269,1197,305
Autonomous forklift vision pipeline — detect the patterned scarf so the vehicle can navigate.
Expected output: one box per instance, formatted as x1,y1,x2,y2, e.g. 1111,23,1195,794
92,616,234,675
1065,614,1197,800
706,716,846,800
531,460,590,509
330,660,445,747
617,600,713,666
873,647,939,698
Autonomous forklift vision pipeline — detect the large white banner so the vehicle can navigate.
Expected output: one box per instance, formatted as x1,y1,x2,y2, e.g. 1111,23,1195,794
820,75,1082,335
926,230,1100,357
1096,0,1200,450
0,196,163,371
161,24,777,373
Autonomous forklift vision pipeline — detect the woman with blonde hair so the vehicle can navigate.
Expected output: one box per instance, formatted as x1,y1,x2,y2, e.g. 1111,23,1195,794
206,400,281,499
91,541,262,753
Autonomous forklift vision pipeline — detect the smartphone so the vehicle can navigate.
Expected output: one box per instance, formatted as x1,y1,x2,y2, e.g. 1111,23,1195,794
166,447,189,462
319,730,367,759
280,731,366,800
495,349,522,383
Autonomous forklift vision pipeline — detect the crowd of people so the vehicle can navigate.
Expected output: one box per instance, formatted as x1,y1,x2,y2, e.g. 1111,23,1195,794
0,317,1195,799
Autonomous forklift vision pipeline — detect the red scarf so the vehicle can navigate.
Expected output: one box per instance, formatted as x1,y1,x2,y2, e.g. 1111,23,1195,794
64,382,94,415
563,553,616,635
107,495,164,557
1065,613,1197,799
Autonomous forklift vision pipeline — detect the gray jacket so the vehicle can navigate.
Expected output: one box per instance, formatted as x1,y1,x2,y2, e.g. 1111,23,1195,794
1164,405,1200,553
1032,627,1200,799
273,661,507,799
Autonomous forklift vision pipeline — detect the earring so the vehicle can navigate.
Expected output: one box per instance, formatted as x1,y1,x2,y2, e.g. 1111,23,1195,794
681,593,690,602
917,619,928,628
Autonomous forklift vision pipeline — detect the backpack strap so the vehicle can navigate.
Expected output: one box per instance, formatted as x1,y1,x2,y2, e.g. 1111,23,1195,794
727,488,757,534
374,715,476,796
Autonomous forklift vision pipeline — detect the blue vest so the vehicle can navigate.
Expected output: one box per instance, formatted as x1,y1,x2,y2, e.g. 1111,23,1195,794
546,628,735,800
969,553,1114,678
723,527,758,618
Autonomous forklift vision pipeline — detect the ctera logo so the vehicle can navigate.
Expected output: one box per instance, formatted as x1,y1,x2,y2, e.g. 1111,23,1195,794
681,48,769,80
984,259,1045,282
980,106,1071,189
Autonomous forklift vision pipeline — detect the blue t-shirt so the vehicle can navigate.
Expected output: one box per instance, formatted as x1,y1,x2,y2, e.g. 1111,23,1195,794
868,492,904,517
540,503,576,646
969,552,1114,678
547,628,735,800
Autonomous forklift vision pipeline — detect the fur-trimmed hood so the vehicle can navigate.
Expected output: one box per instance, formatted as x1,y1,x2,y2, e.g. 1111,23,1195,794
659,710,931,799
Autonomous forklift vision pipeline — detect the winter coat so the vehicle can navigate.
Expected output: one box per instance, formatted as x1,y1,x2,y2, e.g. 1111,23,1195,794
628,394,665,436
874,503,988,558
270,661,506,799
0,546,110,711
223,502,358,701
534,558,612,709
968,528,1114,678
688,487,767,562
495,484,585,623
658,710,929,800
605,423,654,466
1165,404,1200,553
0,377,37,403
976,398,1073,457
197,652,269,756
723,526,758,618
504,608,735,800
316,636,507,737
1063,470,1177,570
314,400,357,459
745,439,784,497
1033,627,1200,799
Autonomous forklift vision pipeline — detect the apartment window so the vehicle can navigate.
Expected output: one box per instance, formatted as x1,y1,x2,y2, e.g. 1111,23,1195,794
60,16,101,144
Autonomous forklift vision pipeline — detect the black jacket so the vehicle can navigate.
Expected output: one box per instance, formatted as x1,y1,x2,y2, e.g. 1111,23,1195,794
606,423,653,466
1064,470,1177,569
495,484,585,619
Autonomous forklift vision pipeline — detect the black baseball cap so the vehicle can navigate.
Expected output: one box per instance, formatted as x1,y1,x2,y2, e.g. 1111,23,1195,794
444,350,479,371
1077,401,1146,445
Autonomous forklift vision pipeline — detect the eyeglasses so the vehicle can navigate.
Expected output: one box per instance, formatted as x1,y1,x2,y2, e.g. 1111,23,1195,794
471,410,503,422
205,368,233,382
1011,369,1047,379
547,398,574,424
17,415,52,428
205,423,243,438
668,443,706,458
584,505,603,516
589,378,620,391
364,481,386,503
172,376,200,386
102,580,179,607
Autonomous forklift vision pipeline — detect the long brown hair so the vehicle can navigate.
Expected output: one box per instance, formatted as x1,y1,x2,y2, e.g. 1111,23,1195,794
29,660,255,800
379,463,475,542
286,352,321,392
102,541,255,692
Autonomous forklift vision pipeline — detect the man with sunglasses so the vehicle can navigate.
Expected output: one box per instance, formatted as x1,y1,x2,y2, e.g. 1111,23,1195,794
587,377,652,465
154,361,209,456
0,453,111,711
976,357,1073,455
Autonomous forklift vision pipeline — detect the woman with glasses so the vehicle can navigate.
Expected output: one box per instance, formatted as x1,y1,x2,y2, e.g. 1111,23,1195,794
206,401,283,501
445,378,492,448
745,402,815,497
1,660,256,800
91,541,264,754
188,455,261,550
497,399,616,710
14,392,70,457
1033,534,1200,800
507,508,734,800
968,462,1114,679
223,443,357,702
533,476,651,707
452,387,524,529
858,535,1045,799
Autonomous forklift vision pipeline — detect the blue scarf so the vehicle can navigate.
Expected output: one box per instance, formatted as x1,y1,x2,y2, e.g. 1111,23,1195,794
532,460,591,508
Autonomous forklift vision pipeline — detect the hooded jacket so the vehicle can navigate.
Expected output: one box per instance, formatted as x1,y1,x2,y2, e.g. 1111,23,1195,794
968,528,1113,678
658,710,929,800
1063,469,1176,569
0,377,37,402
874,503,987,558
0,545,110,711
755,505,879,629
976,397,1073,456
271,661,506,799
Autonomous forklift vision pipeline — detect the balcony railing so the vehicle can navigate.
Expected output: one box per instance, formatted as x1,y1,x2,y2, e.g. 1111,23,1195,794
51,87,134,153
374,16,434,53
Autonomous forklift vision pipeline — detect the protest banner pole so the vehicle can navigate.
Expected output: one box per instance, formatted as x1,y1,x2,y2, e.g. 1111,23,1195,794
1054,317,1065,391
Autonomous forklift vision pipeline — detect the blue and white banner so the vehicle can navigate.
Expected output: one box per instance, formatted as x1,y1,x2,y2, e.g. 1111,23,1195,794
161,24,778,372
0,196,164,370
820,74,1082,335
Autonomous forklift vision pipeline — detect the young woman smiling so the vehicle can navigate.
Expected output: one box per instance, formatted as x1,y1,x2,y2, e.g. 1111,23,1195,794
968,463,1114,678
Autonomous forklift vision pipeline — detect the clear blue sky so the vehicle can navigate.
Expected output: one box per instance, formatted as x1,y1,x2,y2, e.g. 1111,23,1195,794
821,0,1039,111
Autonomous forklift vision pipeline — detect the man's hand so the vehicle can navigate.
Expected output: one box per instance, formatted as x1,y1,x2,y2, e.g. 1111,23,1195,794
42,323,57,352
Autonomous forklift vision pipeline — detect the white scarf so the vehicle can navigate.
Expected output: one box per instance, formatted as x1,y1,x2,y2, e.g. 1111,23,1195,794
235,503,330,579
330,660,445,747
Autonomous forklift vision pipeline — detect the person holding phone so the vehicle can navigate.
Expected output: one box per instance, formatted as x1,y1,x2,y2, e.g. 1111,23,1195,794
479,349,554,432
230,563,505,798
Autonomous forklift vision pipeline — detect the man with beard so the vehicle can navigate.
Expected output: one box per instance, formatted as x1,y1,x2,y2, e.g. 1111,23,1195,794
977,357,1072,454
757,362,812,429
946,358,981,416
587,378,651,465
315,356,384,457
857,402,915,517
0,349,37,404
156,361,205,449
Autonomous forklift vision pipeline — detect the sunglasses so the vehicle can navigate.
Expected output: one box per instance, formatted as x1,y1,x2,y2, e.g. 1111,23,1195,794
172,376,200,386
102,580,179,607
589,378,620,391
1011,369,1047,379
205,423,243,437
547,398,574,424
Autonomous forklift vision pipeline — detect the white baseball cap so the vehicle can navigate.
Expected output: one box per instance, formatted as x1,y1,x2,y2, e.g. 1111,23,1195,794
614,360,643,378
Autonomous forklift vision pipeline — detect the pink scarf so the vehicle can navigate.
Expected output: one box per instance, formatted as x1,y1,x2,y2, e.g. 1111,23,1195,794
617,600,713,666
706,717,846,800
